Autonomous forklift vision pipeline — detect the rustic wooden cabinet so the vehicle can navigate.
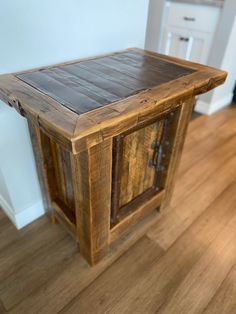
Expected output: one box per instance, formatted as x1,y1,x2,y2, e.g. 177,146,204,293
0,49,226,265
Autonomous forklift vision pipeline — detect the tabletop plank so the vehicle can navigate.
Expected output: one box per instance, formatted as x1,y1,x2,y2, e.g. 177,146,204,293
17,50,195,115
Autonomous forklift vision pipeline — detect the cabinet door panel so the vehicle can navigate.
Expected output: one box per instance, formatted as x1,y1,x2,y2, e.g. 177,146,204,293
162,27,212,64
162,27,192,60
111,109,179,226
119,120,164,207
189,32,212,64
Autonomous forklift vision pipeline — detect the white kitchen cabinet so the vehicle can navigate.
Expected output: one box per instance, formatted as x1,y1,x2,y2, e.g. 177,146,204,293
160,1,221,64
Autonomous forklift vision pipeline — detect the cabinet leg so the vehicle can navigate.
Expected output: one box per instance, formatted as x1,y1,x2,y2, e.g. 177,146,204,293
47,212,59,225
27,120,55,218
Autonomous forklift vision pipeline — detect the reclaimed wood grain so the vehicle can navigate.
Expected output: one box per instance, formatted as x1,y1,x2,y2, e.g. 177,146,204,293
119,119,163,207
70,139,112,265
17,51,194,115
0,49,227,154
160,96,194,208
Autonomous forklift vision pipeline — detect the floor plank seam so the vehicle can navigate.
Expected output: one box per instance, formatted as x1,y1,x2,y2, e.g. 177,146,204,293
154,205,236,314
57,236,153,313
172,150,236,219
167,177,236,251
179,128,236,179
200,261,236,314
5,247,80,313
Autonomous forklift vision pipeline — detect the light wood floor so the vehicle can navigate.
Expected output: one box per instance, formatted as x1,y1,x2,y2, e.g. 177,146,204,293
1,105,236,314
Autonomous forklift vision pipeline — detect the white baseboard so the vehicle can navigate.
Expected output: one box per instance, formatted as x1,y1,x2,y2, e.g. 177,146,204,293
0,195,45,229
195,93,233,115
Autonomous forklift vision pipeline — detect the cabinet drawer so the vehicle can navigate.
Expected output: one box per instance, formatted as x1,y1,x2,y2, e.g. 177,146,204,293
166,1,220,33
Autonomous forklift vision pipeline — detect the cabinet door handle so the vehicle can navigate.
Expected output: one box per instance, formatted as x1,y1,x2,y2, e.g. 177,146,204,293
179,37,190,42
148,141,164,171
183,16,196,22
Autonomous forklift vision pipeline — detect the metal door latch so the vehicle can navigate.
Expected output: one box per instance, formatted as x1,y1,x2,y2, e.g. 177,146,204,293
148,140,165,171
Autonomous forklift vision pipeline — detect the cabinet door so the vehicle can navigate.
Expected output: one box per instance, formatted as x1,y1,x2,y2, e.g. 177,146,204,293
188,31,212,64
161,27,212,64
161,27,193,60
111,109,179,226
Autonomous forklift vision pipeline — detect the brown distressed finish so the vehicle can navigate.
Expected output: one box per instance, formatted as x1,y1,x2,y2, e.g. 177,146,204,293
17,52,194,115
0,49,227,154
0,49,226,265
161,96,195,209
118,119,164,207
110,190,165,243
70,139,112,265
27,121,53,213
110,108,181,226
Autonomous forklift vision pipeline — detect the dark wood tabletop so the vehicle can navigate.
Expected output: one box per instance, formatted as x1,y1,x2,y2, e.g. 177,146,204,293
16,51,194,115
0,48,227,154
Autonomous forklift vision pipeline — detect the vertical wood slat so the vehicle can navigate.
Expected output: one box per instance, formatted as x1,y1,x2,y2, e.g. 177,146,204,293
117,120,165,208
71,139,112,265
27,121,55,219
161,96,195,209
51,142,75,212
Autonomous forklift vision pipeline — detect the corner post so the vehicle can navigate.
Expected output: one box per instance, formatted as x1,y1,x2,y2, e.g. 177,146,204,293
161,96,195,209
71,138,112,265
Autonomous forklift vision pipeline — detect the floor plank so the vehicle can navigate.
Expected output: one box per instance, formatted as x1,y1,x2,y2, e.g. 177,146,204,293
0,217,67,284
172,124,236,207
0,299,6,313
181,106,236,175
158,205,236,314
61,237,164,314
203,262,236,314
0,235,77,310
0,212,47,252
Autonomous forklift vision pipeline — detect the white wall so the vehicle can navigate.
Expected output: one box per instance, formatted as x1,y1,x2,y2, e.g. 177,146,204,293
0,104,44,228
145,0,166,52
0,0,149,73
0,0,149,228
